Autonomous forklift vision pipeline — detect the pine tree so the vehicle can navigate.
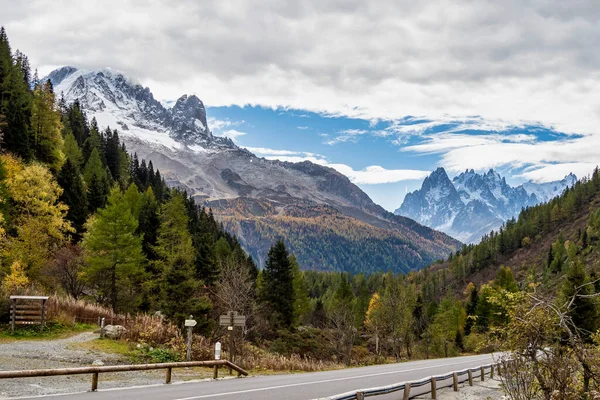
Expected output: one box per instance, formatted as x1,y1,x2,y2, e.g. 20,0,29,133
57,158,88,237
31,80,64,170
82,187,145,313
63,132,83,167
155,193,207,324
138,187,160,261
0,29,32,159
260,240,295,328
84,148,109,212
67,101,88,146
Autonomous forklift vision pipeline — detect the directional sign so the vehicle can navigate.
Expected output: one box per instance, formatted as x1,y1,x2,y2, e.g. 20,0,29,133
184,319,197,327
218,311,246,327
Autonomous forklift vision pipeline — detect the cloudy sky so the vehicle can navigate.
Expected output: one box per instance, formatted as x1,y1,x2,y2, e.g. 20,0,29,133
3,0,600,210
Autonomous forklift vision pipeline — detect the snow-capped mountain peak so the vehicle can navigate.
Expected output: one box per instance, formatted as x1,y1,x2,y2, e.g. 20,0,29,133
396,167,577,243
47,66,221,149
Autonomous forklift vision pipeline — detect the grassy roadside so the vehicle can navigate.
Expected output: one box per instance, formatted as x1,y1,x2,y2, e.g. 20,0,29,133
0,322,95,343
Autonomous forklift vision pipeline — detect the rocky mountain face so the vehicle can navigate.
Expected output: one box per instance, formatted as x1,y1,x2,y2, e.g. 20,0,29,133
395,167,577,243
48,66,461,273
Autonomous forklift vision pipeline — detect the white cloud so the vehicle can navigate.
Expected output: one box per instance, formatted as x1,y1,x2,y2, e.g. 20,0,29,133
245,146,429,184
516,163,597,183
6,0,600,137
297,126,309,130
403,131,600,182
327,164,430,185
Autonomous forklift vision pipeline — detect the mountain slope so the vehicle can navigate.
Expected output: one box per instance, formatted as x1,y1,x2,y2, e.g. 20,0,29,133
395,167,576,243
427,168,600,296
48,66,460,273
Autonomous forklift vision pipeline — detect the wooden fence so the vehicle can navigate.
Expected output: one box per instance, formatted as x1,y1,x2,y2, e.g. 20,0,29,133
315,362,500,400
0,360,248,391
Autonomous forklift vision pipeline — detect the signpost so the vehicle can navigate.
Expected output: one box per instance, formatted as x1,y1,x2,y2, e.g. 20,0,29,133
185,315,197,361
218,311,246,366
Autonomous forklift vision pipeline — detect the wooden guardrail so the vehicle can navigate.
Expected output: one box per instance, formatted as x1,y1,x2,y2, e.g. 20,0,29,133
0,360,248,391
315,362,500,400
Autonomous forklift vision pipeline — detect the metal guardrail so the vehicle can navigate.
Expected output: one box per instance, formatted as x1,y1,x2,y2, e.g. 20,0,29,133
316,362,499,400
0,360,248,391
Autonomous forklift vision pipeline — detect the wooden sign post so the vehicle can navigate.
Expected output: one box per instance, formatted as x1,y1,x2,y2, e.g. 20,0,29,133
218,311,246,365
184,315,197,362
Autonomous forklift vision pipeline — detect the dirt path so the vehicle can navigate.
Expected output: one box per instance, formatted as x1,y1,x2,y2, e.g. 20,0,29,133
0,332,210,398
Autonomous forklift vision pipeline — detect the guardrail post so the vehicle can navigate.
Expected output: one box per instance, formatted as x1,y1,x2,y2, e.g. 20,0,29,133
213,364,218,379
481,366,485,381
356,391,365,400
468,370,473,386
490,364,494,378
430,377,437,399
165,367,172,384
403,383,411,400
453,372,458,391
91,372,98,391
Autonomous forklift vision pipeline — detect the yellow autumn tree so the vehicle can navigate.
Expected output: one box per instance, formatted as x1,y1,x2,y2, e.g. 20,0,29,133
5,162,73,280
2,260,29,294
365,292,382,355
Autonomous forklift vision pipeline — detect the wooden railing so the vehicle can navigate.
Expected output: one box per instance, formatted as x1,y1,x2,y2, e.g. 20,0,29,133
315,363,499,400
0,360,248,391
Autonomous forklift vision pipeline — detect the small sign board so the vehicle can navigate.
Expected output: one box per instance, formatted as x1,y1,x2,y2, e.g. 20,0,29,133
218,311,246,327
185,319,197,327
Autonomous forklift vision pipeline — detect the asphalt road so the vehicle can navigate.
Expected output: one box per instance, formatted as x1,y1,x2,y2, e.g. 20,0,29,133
15,354,496,400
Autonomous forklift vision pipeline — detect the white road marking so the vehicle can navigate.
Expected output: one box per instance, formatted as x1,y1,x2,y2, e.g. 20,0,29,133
173,356,492,400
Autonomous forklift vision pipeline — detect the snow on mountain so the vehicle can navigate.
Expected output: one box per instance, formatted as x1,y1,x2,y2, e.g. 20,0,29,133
521,173,578,203
46,66,460,272
49,66,219,151
395,168,576,244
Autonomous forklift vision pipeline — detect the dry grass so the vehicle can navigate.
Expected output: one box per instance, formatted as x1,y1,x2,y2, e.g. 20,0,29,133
240,344,343,372
36,296,344,372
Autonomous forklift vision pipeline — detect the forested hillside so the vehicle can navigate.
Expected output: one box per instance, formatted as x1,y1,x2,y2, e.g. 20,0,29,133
0,28,256,325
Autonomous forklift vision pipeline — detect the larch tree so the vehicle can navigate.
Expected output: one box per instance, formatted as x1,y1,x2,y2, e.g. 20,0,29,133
5,161,73,280
82,187,145,313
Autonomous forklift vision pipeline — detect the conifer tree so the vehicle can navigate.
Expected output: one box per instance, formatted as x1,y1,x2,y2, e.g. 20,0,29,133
84,148,109,212
31,80,64,170
5,162,73,280
260,240,295,328
155,193,208,324
57,158,88,237
63,132,83,167
82,187,145,313
137,187,160,261
290,254,310,326
0,28,32,159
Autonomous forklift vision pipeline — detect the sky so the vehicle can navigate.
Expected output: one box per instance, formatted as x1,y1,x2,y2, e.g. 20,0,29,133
3,0,600,210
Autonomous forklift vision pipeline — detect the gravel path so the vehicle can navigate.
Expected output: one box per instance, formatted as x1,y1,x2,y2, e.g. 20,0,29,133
0,333,213,398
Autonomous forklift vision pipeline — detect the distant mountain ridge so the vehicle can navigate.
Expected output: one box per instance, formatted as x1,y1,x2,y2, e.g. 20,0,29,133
47,66,461,273
395,167,576,243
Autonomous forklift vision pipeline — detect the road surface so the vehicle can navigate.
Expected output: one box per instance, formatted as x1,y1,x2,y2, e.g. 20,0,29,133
14,354,496,400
